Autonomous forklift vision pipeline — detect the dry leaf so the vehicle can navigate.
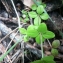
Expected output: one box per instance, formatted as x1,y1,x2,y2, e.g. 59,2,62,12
21,0,34,8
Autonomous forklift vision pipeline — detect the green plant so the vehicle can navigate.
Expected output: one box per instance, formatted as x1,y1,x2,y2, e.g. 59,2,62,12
19,23,55,44
20,3,48,24
19,1,55,63
28,4,49,26
20,10,29,22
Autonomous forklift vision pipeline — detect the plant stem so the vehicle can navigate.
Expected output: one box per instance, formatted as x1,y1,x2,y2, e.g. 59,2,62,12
11,0,21,28
40,33,43,58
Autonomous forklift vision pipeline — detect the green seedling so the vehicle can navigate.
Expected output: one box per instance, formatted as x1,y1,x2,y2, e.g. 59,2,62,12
51,48,59,57
19,23,55,44
52,40,60,48
20,10,29,22
19,1,55,63
28,4,49,26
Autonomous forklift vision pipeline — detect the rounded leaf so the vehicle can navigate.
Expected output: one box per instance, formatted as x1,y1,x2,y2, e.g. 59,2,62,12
37,23,47,34
43,31,55,39
37,5,44,14
19,28,27,34
31,4,37,10
40,13,49,20
28,11,37,18
52,40,60,48
34,16,41,26
27,25,39,37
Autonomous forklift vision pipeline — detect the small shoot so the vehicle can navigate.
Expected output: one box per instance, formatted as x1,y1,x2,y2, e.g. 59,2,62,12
21,10,29,22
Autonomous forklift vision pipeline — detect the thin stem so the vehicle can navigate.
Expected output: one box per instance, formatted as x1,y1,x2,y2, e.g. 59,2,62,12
11,0,24,63
40,33,43,58
11,0,21,28
47,39,52,48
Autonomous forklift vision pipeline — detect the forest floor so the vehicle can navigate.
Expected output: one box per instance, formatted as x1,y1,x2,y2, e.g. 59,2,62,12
0,0,63,63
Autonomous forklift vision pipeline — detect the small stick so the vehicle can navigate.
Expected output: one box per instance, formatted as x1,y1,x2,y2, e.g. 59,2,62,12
0,27,18,43
5,30,18,51
47,39,52,48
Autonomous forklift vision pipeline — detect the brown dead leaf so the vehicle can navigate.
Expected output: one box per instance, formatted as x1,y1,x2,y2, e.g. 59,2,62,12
22,0,34,8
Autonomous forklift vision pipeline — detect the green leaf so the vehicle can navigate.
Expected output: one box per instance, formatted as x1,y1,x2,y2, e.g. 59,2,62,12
34,25,38,30
27,25,39,37
43,31,55,39
31,56,55,63
37,23,47,34
34,16,41,26
19,28,27,34
42,55,54,61
22,10,27,14
31,59,42,63
40,13,49,20
24,35,29,42
37,5,44,14
24,17,29,22
31,4,37,10
28,11,37,18
42,56,56,63
35,34,45,44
